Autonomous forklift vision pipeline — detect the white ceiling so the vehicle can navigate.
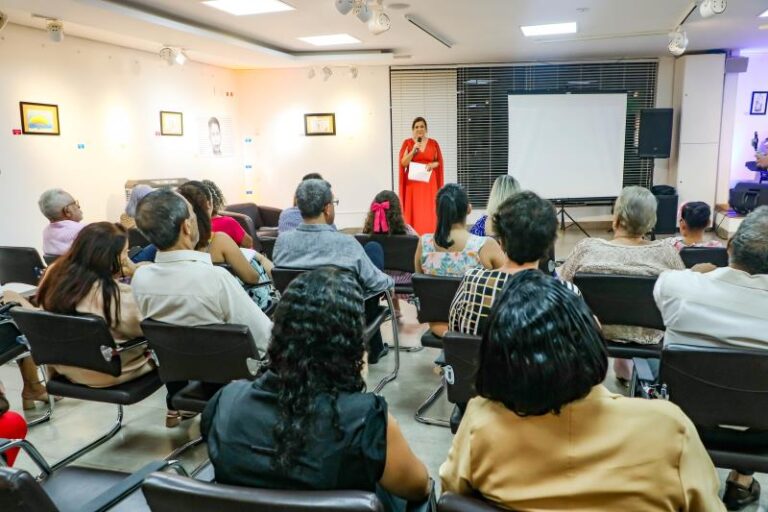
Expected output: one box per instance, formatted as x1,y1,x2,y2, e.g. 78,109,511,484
1,0,767,69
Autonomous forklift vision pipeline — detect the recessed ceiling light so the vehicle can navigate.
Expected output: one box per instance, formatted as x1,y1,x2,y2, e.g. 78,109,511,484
298,33,361,46
759,8,768,17
202,0,294,16
520,22,577,37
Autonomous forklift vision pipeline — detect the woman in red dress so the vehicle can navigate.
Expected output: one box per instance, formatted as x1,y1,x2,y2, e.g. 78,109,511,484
399,117,444,234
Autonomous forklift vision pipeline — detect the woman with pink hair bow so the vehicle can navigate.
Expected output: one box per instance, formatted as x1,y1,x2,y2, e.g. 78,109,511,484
362,191,418,316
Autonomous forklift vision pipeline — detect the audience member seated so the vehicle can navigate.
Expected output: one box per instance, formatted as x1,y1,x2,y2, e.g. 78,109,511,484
415,183,504,337
120,184,154,230
278,172,332,234
38,188,85,256
274,179,393,363
178,182,275,311
664,201,723,251
450,191,579,336
34,222,155,388
202,268,430,512
558,186,685,382
203,179,254,249
654,206,768,510
440,271,724,512
362,190,417,314
469,175,520,237
0,384,27,467
131,189,272,426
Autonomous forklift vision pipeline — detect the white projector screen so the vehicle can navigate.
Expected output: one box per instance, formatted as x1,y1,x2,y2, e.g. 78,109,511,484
507,93,627,200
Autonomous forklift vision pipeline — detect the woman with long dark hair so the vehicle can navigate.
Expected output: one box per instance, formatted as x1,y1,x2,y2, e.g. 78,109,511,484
440,271,723,511
398,117,444,234
202,268,430,511
36,222,154,388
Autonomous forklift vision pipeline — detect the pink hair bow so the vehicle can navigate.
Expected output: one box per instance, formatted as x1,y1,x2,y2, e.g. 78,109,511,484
371,201,390,233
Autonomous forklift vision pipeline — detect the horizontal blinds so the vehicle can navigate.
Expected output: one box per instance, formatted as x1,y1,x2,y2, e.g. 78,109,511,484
390,69,458,195
457,62,658,207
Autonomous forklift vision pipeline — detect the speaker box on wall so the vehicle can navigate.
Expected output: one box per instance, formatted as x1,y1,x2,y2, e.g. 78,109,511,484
638,108,673,158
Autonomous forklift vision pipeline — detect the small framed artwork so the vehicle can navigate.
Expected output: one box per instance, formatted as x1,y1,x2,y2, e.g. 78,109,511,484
160,111,184,136
751,91,767,116
304,113,336,136
19,102,60,135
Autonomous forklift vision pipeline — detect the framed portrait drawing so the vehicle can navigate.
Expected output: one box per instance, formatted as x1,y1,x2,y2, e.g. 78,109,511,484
304,113,336,136
751,91,767,116
19,102,60,135
160,111,184,136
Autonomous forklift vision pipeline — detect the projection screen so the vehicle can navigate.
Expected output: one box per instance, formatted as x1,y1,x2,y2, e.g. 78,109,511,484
507,93,627,200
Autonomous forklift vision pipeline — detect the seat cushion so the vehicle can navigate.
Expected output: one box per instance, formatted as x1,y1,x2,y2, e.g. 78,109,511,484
605,340,662,359
46,371,163,405
42,466,130,512
171,382,214,413
420,332,443,349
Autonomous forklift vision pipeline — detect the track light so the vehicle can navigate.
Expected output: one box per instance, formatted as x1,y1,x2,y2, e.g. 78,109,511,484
668,27,688,56
335,0,354,15
368,6,390,35
322,66,333,81
699,0,726,18
355,2,372,22
334,0,390,34
349,66,358,79
307,67,316,79
46,19,63,43
160,47,187,66
0,11,8,33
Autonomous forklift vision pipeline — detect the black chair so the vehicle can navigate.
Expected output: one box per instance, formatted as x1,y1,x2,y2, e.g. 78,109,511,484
442,332,483,433
142,471,384,512
679,246,729,268
260,236,277,260
10,308,163,470
0,438,177,512
225,203,281,239
354,234,419,295
128,228,149,249
42,254,60,266
658,344,768,473
572,273,664,360
0,247,45,286
271,267,399,394
140,320,262,458
438,493,506,512
410,274,463,427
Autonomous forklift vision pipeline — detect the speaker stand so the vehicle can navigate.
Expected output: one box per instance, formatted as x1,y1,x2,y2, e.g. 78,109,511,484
556,204,590,237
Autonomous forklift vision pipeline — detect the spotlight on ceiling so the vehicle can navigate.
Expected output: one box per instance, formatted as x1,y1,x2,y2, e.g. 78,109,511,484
174,49,187,65
160,47,187,66
349,66,358,79
46,19,63,43
368,7,391,35
307,67,316,79
0,11,8,33
322,66,333,81
699,0,726,18
668,27,688,56
355,2,372,22
335,0,354,15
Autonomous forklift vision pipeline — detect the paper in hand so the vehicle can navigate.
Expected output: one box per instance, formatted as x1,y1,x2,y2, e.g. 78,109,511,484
408,162,431,183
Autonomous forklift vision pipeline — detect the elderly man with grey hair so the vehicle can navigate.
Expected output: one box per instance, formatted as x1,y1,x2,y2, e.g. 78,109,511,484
38,188,84,255
273,178,394,363
654,206,768,510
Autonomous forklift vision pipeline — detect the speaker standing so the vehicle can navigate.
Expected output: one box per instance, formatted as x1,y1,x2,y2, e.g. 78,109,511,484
399,117,444,234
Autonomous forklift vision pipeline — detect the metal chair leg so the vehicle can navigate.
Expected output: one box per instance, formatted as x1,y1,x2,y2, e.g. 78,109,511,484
414,378,450,428
26,365,53,427
373,290,400,394
165,435,204,461
50,404,124,471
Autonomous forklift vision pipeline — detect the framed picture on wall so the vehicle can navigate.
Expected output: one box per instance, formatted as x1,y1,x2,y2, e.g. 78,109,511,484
160,111,184,135
751,91,767,116
304,113,336,136
19,102,60,135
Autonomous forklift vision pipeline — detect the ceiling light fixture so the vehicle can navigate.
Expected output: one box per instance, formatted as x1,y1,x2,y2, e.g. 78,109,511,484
322,66,333,81
202,0,294,16
356,2,372,22
298,33,361,46
698,0,726,18
160,47,187,65
368,6,391,35
405,14,452,47
307,67,316,79
46,19,64,43
759,8,768,18
520,22,577,37
668,26,688,56
335,0,355,15
349,66,358,79
335,0,391,35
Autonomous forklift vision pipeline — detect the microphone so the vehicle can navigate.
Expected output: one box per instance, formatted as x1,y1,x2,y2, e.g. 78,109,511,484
414,136,422,155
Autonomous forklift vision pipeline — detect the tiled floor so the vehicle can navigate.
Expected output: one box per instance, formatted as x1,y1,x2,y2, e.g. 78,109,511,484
1,226,761,510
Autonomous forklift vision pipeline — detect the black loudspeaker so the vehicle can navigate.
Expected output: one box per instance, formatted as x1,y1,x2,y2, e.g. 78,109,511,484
729,182,768,214
654,192,679,235
638,108,673,158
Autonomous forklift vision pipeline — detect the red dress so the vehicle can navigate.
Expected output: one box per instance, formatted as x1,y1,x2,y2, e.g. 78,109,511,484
398,138,444,235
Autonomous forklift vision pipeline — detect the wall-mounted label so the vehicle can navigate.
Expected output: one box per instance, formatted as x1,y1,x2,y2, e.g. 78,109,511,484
245,164,253,169
244,137,253,143
245,190,254,195
77,143,86,150
12,129,21,135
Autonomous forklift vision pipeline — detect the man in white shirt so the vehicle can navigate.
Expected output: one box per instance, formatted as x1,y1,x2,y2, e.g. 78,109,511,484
131,189,272,356
654,206,768,510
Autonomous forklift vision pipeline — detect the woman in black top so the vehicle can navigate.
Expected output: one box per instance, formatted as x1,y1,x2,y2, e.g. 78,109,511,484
201,267,430,510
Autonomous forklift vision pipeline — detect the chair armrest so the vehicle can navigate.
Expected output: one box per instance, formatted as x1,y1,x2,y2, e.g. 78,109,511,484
0,438,52,475
244,281,273,290
0,302,20,314
80,460,174,512
115,337,149,353
633,357,655,383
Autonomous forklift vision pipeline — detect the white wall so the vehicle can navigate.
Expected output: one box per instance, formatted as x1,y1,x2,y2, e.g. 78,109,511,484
235,67,391,229
0,24,242,251
726,52,768,187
